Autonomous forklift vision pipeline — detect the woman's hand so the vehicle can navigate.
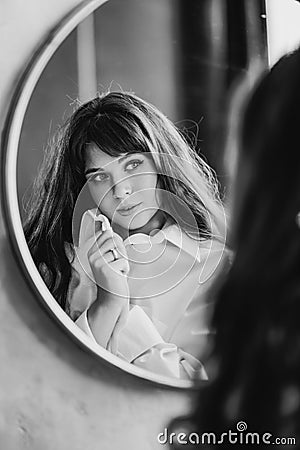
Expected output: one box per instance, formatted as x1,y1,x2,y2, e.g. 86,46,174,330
88,228,129,296
86,229,130,349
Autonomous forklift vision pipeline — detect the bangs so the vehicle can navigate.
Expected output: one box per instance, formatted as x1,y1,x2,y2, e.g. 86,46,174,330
87,113,152,157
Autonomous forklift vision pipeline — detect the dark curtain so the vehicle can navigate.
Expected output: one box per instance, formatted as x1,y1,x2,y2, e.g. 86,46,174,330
177,0,268,192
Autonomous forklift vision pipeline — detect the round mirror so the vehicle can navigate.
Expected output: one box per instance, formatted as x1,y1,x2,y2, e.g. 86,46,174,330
3,0,261,388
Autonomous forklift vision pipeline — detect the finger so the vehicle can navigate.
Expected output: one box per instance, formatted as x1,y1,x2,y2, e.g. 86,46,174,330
111,232,124,248
87,229,114,256
91,233,128,260
111,232,128,258
77,229,103,253
110,258,130,275
88,240,124,264
89,249,114,269
92,237,117,257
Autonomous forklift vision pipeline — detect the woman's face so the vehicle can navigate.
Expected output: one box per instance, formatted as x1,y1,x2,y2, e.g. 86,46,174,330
85,143,160,232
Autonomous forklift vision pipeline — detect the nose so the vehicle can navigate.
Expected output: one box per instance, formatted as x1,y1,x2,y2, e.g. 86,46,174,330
112,176,132,199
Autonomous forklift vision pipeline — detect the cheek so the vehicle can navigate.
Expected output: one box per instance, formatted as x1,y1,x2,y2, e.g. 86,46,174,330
136,172,157,189
137,173,159,204
88,184,111,209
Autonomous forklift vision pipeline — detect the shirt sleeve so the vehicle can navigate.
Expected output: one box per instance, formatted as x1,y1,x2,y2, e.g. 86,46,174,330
117,305,209,380
65,245,97,321
72,235,231,381
113,245,231,380
75,304,208,381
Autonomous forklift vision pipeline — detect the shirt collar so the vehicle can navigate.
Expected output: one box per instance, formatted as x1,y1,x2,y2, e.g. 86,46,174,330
83,208,212,263
124,220,204,262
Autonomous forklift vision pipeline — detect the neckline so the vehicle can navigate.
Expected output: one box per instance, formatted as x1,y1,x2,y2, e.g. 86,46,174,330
123,220,172,245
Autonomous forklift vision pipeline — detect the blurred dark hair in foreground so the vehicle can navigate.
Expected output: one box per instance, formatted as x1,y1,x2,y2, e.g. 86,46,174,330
170,46,300,447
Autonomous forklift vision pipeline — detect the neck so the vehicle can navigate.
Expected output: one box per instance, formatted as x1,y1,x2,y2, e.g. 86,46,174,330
114,209,167,240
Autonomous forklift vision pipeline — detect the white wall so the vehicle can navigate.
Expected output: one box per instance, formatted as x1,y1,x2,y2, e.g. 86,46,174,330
266,0,300,66
0,1,190,448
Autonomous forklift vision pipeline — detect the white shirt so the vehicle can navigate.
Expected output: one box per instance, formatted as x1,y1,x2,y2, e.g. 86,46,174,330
67,209,229,380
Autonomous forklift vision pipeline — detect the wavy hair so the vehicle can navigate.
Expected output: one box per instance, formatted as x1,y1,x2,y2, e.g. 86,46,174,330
24,91,226,309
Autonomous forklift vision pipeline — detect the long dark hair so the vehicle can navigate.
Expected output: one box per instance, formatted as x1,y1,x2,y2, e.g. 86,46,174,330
24,91,226,310
174,48,300,443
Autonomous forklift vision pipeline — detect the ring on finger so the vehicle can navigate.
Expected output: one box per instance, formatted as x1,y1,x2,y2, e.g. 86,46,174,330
111,248,118,261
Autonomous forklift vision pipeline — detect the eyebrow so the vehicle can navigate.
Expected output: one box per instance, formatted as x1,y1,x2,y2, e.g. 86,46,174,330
84,153,133,176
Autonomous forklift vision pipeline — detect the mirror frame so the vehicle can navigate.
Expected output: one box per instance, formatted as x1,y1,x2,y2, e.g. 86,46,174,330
1,0,195,389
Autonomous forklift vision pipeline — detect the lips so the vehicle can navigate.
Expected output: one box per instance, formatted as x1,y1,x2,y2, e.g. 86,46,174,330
117,202,142,216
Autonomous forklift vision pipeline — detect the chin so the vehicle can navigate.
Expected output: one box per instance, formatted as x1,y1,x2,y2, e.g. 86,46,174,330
127,212,156,230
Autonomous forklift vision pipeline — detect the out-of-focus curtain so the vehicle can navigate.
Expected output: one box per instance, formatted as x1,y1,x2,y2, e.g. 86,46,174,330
177,0,268,190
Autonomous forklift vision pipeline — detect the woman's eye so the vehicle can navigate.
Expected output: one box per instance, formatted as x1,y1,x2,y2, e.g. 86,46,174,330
91,173,109,182
125,160,144,171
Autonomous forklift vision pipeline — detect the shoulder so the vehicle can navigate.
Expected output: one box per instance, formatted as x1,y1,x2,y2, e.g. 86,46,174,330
164,222,229,260
195,238,230,285
198,238,232,263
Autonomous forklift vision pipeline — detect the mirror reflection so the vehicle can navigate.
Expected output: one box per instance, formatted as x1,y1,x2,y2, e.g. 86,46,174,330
16,0,267,383
23,89,229,380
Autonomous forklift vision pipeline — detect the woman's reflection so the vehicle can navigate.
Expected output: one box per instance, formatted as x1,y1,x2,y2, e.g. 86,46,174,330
24,91,230,380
